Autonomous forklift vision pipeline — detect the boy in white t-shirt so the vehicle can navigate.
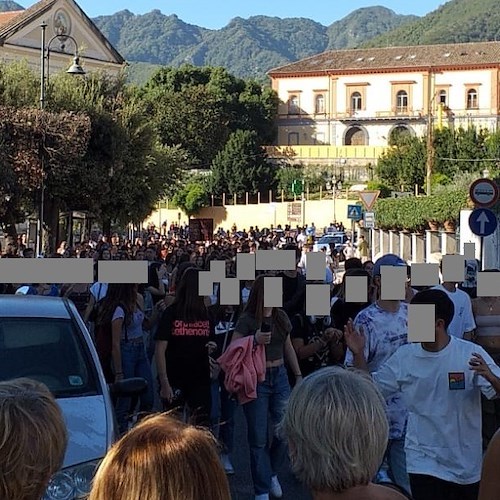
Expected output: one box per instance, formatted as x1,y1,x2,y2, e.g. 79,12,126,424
433,259,476,339
345,288,500,500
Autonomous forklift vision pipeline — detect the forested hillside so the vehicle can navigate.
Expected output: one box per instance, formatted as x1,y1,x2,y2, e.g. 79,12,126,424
364,0,500,47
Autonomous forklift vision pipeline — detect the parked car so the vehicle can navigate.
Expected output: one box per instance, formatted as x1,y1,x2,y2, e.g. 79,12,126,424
313,232,349,259
0,295,144,500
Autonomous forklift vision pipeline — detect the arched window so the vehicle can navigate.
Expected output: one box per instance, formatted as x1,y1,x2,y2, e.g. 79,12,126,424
288,95,300,114
344,126,367,146
288,132,299,145
389,125,413,146
315,94,325,114
396,90,408,113
467,88,478,109
439,90,447,105
351,92,362,112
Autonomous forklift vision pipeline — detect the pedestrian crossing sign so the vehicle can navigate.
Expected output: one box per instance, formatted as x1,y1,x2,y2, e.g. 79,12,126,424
347,204,362,220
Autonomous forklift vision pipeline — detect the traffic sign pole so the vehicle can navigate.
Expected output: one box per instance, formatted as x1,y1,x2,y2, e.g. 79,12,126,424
480,236,484,271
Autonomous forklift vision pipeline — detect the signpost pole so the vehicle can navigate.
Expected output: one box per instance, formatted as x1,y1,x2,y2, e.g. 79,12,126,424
480,236,484,271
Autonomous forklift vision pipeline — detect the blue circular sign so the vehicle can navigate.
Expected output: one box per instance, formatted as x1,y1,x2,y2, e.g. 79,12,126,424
468,208,497,237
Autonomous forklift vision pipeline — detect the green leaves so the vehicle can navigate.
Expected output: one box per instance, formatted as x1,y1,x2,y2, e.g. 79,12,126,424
210,129,277,197
375,189,471,232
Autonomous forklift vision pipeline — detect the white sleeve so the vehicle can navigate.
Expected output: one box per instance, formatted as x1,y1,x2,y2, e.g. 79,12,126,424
464,296,476,331
372,350,402,399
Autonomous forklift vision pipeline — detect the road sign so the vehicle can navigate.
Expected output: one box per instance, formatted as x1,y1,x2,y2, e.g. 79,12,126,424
359,191,380,210
469,178,499,208
287,202,302,222
468,208,497,237
347,204,362,220
363,211,375,228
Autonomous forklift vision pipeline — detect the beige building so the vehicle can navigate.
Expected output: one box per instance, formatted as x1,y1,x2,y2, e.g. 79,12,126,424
0,0,125,76
267,41,500,173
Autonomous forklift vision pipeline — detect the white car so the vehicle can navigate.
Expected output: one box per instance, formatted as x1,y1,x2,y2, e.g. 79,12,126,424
313,232,348,259
0,296,144,500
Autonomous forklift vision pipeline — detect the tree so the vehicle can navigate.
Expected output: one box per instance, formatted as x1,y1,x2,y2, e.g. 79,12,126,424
142,65,278,167
0,106,91,247
377,134,426,190
173,181,209,216
48,72,186,235
210,129,277,196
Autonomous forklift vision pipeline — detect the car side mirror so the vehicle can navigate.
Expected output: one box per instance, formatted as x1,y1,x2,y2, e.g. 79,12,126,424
109,377,147,398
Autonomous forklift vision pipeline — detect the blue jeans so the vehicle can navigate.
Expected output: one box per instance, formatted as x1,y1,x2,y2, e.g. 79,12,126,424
242,365,291,496
115,340,154,433
211,379,237,454
377,438,411,496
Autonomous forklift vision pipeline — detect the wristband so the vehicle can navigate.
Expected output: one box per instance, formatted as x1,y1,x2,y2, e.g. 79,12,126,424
116,371,123,375
294,373,302,377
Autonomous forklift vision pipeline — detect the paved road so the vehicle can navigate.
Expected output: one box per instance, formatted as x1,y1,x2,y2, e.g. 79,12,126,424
227,404,312,500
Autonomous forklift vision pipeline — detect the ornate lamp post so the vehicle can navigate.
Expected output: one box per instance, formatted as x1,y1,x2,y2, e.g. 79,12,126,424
36,21,85,256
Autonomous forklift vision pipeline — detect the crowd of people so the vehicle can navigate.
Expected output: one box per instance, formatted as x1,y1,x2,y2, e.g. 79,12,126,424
1,222,500,500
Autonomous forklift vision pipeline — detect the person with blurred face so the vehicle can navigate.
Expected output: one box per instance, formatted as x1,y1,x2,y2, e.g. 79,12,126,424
281,367,408,500
0,378,68,500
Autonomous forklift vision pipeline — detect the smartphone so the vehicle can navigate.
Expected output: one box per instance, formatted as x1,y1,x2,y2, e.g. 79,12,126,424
261,322,271,333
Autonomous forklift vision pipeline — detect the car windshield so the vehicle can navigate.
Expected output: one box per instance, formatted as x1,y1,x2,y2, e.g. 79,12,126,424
0,318,99,398
319,235,343,245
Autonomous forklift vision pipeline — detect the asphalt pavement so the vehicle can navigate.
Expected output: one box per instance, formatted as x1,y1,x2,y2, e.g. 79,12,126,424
227,404,312,500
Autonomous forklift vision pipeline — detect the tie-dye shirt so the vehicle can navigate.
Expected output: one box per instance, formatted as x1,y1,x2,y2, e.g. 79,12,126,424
345,301,409,439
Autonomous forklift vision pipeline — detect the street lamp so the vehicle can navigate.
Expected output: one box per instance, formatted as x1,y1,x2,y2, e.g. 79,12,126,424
37,21,85,256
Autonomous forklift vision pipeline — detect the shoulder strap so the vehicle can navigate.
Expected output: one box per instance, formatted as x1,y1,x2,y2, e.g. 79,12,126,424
118,302,129,342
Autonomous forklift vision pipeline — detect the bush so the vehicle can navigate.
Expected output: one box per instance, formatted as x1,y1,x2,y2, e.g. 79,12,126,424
374,188,470,232
366,180,392,198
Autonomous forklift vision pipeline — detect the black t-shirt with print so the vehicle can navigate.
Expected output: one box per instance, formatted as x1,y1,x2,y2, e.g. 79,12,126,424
156,304,215,387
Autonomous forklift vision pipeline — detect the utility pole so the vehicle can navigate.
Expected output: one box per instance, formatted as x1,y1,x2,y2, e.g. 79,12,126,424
426,67,434,196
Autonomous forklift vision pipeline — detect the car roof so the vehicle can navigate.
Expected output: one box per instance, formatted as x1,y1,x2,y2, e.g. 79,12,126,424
321,233,344,238
0,296,72,319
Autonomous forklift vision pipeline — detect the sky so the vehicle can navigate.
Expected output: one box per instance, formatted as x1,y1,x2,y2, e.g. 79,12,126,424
54,0,447,28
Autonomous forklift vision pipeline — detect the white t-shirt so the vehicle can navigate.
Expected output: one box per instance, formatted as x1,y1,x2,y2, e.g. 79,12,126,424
433,284,476,338
373,336,500,484
296,233,307,244
345,301,409,439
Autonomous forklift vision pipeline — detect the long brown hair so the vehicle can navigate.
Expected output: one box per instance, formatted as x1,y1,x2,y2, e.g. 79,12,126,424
88,413,231,500
97,283,138,326
244,274,288,330
173,267,208,323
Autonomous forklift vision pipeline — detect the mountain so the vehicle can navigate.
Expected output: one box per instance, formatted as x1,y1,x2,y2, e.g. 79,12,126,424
92,6,416,82
326,6,417,49
364,0,500,47
0,1,24,12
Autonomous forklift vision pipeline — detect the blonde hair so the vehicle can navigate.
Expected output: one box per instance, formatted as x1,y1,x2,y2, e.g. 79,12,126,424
0,378,67,500
89,413,231,500
281,367,388,494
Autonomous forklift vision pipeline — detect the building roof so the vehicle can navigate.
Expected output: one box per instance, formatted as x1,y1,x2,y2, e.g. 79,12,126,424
0,10,24,28
0,0,53,39
268,41,500,76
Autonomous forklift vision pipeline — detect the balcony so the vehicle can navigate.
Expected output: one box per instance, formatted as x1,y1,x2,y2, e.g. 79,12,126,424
335,108,424,121
265,145,390,161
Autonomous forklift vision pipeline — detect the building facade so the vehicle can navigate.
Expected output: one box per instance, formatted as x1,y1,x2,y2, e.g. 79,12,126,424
0,0,125,76
267,42,500,172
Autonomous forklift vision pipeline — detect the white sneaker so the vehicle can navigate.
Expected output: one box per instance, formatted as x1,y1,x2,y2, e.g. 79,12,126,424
255,495,269,500
220,453,234,475
270,476,283,498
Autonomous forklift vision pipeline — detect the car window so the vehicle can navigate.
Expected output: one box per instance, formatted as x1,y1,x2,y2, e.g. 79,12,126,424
0,318,99,398
319,236,343,245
